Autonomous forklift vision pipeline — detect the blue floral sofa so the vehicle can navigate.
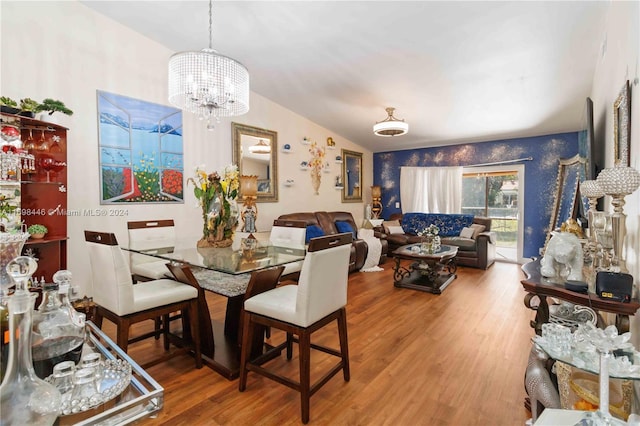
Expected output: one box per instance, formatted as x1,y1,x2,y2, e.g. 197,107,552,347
380,213,496,269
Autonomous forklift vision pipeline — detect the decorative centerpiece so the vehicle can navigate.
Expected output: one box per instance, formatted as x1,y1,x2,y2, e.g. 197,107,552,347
418,224,440,254
308,141,326,195
188,165,239,248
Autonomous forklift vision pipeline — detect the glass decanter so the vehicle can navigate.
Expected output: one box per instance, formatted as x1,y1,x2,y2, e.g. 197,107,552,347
53,269,85,326
32,277,85,379
0,256,61,425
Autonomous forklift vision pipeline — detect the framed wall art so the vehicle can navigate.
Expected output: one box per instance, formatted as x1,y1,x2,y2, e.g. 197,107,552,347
613,80,631,166
97,90,184,204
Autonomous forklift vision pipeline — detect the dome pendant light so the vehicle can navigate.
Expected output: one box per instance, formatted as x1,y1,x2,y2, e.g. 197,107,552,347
373,107,408,137
248,139,271,154
168,0,249,130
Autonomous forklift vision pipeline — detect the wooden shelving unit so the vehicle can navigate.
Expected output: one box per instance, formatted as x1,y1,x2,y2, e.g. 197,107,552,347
1,112,68,281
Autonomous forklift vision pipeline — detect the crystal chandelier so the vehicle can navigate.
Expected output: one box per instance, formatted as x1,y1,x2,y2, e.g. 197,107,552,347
373,107,408,137
168,0,249,129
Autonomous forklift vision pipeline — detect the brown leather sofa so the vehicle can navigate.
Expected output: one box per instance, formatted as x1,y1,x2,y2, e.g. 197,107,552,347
380,213,496,270
277,211,388,273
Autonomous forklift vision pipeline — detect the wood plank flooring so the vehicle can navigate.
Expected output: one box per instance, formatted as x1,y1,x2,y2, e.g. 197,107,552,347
103,261,534,425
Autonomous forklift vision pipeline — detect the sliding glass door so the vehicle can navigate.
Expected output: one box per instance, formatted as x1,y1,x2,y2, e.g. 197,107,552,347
461,165,524,263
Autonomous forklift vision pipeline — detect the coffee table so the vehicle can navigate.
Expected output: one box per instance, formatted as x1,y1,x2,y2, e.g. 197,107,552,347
391,244,458,294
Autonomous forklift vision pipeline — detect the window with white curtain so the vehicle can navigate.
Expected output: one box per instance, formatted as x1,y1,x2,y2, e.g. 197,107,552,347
399,166,463,213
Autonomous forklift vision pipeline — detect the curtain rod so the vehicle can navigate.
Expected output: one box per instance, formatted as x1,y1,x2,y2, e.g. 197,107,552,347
466,157,533,167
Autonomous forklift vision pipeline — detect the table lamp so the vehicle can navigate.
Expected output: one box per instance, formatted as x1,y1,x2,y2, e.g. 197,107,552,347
240,175,258,233
595,163,640,273
371,185,382,219
579,179,604,257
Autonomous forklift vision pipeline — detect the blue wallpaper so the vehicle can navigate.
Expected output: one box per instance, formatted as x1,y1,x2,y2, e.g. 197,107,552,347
373,132,579,258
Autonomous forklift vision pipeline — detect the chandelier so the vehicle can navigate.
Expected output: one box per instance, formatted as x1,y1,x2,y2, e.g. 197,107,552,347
373,107,408,137
168,0,249,129
248,139,271,154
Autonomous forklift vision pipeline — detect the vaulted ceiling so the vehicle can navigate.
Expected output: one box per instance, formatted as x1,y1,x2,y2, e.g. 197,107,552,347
81,1,607,152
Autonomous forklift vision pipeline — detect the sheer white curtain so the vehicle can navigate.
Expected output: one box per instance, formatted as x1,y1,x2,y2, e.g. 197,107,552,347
400,166,463,213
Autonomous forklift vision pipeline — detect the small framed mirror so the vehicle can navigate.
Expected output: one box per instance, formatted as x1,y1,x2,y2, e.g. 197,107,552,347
232,123,278,202
341,149,362,203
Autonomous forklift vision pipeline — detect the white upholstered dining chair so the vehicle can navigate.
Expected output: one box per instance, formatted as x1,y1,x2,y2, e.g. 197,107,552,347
239,233,352,424
84,230,202,368
127,219,175,282
268,219,307,280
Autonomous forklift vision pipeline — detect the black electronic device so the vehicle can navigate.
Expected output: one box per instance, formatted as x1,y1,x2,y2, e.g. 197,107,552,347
595,271,633,302
564,280,588,294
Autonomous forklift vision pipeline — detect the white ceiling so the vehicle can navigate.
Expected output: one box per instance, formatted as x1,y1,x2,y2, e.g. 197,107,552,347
80,0,607,153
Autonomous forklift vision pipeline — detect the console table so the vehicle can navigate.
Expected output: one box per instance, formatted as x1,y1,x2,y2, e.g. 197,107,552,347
520,259,640,334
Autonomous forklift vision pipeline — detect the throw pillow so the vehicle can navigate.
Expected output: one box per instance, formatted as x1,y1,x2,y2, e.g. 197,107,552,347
459,227,475,239
382,220,401,234
469,224,486,239
335,221,356,239
387,225,405,235
305,225,325,244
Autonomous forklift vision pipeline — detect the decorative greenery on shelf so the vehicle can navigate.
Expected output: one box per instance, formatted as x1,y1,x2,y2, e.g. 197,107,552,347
19,98,40,112
27,224,48,235
0,97,18,108
1,96,73,117
37,98,73,116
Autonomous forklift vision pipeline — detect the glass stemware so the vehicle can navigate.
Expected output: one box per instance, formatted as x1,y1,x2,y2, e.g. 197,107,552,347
39,156,55,183
48,135,62,154
37,129,48,152
23,129,36,154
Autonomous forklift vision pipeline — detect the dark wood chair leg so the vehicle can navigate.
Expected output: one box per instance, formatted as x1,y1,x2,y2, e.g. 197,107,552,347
93,309,104,329
163,314,170,350
116,318,130,353
238,312,255,392
338,308,350,381
286,332,294,360
299,329,311,424
154,317,162,340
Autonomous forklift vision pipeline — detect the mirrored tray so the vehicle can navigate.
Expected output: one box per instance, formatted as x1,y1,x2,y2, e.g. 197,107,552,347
46,358,132,416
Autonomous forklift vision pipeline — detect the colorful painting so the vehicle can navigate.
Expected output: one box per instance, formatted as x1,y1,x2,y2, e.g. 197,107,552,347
97,90,183,204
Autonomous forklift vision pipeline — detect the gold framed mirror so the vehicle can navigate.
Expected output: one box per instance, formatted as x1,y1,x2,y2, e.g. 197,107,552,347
547,154,588,234
232,123,278,202
341,149,362,202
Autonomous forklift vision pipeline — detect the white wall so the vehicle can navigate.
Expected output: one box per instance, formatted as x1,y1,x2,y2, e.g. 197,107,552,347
590,1,640,340
0,1,372,297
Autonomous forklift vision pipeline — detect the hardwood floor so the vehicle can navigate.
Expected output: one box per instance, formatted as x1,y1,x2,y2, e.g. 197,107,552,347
103,261,534,425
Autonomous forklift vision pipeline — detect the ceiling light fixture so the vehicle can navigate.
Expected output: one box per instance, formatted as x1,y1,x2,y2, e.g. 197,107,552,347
248,139,271,154
373,107,408,137
168,0,249,130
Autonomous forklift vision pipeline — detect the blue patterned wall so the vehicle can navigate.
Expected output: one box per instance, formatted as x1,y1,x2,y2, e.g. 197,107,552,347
373,132,579,258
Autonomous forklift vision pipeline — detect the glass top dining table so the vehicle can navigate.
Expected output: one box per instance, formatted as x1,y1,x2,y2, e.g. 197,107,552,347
126,232,306,276
124,231,306,379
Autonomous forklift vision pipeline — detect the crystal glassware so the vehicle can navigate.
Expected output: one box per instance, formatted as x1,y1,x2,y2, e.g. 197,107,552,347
0,257,61,426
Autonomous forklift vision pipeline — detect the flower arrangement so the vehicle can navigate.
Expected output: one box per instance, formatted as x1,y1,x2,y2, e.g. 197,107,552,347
418,224,439,238
308,141,326,194
188,164,239,247
418,224,441,253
